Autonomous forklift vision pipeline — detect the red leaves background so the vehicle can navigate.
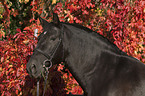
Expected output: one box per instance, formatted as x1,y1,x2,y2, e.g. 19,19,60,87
1,0,145,95
0,24,39,96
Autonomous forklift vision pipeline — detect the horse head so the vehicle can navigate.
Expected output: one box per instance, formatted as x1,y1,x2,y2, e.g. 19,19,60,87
26,13,63,79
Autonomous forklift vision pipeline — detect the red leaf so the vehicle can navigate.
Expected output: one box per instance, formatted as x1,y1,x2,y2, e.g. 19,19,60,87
16,89,18,95
16,28,21,32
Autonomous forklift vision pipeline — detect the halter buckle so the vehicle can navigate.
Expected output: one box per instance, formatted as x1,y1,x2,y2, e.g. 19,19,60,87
43,59,52,69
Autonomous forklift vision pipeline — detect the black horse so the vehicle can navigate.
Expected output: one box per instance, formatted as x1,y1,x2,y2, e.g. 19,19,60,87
26,13,145,96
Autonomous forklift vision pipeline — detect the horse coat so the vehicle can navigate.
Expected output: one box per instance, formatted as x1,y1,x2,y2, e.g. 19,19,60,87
26,13,145,96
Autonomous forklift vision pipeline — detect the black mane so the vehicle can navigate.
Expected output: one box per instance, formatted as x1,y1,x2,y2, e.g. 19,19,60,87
62,22,124,55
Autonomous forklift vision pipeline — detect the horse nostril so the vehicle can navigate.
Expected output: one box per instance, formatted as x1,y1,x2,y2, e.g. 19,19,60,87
31,64,36,74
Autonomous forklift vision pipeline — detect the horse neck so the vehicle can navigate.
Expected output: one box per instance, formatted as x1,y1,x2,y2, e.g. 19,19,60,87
62,24,120,67
62,24,104,91
62,24,125,91
62,24,98,65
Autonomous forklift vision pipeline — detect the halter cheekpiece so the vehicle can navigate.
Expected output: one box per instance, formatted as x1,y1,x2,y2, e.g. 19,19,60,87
35,25,64,96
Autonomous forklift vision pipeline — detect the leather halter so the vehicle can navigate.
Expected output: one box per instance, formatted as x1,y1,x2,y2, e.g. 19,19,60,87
35,25,64,96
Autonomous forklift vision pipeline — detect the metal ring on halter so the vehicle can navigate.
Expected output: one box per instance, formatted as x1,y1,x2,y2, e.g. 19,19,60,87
43,59,52,69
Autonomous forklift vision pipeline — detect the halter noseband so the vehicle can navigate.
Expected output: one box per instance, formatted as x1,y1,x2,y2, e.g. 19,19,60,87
35,38,62,71
35,25,64,96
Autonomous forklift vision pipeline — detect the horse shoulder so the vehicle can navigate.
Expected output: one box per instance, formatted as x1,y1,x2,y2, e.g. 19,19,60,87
110,55,145,96
86,51,145,96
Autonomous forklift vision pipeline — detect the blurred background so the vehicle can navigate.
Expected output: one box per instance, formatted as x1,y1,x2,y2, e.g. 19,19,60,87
0,0,145,95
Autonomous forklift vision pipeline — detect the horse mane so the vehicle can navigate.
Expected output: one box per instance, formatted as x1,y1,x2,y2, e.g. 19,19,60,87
62,22,143,66
62,22,124,55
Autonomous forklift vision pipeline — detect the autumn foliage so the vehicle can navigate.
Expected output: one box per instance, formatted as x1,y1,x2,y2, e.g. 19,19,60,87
0,0,145,96
1,29,35,95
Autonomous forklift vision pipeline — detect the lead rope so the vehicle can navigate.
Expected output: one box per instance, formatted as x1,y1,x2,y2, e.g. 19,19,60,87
37,61,52,96
37,81,39,96
42,70,49,96
42,60,52,96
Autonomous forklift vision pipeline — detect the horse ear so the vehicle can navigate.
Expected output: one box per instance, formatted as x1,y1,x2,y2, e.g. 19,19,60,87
39,17,49,28
53,13,60,26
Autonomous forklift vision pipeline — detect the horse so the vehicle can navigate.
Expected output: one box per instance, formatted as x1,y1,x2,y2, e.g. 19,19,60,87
26,13,145,96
